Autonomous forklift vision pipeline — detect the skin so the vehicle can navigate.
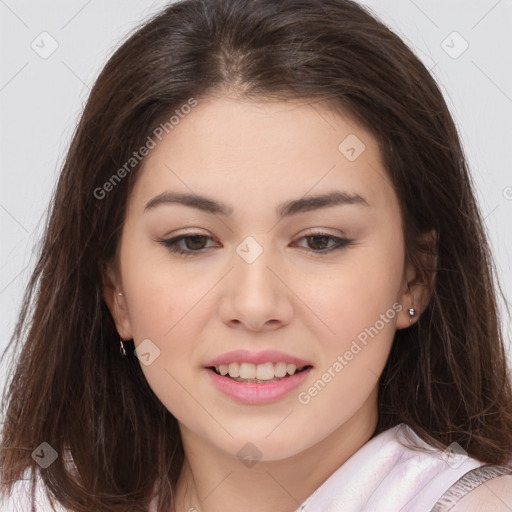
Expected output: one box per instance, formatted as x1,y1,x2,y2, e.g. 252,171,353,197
103,95,433,512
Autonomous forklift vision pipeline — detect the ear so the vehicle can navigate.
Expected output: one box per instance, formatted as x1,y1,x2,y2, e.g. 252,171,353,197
396,229,437,330
101,260,133,340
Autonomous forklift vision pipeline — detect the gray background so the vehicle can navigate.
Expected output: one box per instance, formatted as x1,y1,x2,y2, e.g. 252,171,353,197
1,0,511,410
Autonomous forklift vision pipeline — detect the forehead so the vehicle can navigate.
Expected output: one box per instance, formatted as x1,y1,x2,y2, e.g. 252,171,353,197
130,96,398,218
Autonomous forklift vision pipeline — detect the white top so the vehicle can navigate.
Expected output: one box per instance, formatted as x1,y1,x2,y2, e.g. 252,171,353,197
293,423,512,511
1,423,510,511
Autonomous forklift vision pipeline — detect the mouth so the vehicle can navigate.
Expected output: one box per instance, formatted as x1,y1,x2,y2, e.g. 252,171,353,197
206,362,313,384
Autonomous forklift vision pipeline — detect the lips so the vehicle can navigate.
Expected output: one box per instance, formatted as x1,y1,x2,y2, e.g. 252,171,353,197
205,364,313,404
202,350,313,403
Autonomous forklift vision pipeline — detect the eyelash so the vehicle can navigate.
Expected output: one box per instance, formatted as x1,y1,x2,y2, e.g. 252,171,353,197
158,231,354,257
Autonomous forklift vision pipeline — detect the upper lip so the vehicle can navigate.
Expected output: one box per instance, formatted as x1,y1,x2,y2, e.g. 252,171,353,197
204,349,313,368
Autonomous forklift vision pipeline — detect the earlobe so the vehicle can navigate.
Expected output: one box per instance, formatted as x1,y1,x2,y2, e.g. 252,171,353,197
100,261,133,340
395,278,427,330
396,229,437,330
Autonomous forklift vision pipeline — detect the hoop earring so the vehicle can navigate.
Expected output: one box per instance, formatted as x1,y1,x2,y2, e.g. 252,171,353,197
115,291,127,357
119,338,127,357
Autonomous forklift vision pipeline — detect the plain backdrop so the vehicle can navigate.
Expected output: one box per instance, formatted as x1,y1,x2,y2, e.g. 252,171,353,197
1,0,511,413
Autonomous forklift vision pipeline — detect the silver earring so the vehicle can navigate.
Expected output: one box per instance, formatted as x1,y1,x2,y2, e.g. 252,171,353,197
119,338,127,357
408,308,417,317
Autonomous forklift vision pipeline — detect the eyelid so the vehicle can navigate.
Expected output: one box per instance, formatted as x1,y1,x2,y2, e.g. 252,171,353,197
157,229,354,257
299,227,347,238
164,227,347,240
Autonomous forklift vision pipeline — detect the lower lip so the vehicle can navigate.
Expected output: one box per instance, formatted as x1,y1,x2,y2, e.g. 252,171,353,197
205,367,312,405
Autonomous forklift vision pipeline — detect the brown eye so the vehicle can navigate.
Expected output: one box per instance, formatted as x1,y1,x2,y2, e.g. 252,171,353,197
183,235,209,250
159,234,218,257
306,235,332,251
293,232,354,254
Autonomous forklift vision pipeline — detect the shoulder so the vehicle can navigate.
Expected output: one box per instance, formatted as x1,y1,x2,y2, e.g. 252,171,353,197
0,480,32,512
450,474,512,512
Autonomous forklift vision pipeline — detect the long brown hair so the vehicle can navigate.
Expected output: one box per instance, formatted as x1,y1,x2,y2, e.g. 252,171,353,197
2,0,511,510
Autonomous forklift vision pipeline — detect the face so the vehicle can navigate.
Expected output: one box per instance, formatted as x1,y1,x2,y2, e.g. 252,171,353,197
104,95,424,462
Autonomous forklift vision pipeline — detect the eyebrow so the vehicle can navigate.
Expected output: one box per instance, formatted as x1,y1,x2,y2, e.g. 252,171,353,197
144,190,369,219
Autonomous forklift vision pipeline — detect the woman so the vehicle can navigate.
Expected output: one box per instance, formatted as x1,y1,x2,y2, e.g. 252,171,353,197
1,0,511,510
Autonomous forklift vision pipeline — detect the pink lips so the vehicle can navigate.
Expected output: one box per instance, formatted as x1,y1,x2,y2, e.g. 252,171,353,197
203,349,312,368
205,365,312,404
203,349,314,405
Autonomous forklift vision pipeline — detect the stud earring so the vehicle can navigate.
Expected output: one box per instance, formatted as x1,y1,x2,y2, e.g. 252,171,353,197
408,307,417,325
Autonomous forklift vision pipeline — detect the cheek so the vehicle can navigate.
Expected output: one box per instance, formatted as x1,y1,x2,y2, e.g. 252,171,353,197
118,234,221,406
119,231,203,338
309,238,403,337
302,233,404,395
294,247,403,435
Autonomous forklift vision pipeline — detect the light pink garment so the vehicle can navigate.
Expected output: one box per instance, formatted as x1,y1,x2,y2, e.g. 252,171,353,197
293,423,509,511
1,423,509,511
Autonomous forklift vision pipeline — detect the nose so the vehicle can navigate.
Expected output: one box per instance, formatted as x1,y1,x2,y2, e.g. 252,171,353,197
217,243,294,332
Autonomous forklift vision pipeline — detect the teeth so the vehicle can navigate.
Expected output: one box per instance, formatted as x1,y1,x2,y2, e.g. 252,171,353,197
256,362,274,380
228,362,240,378
274,362,287,378
239,363,256,379
214,362,306,381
